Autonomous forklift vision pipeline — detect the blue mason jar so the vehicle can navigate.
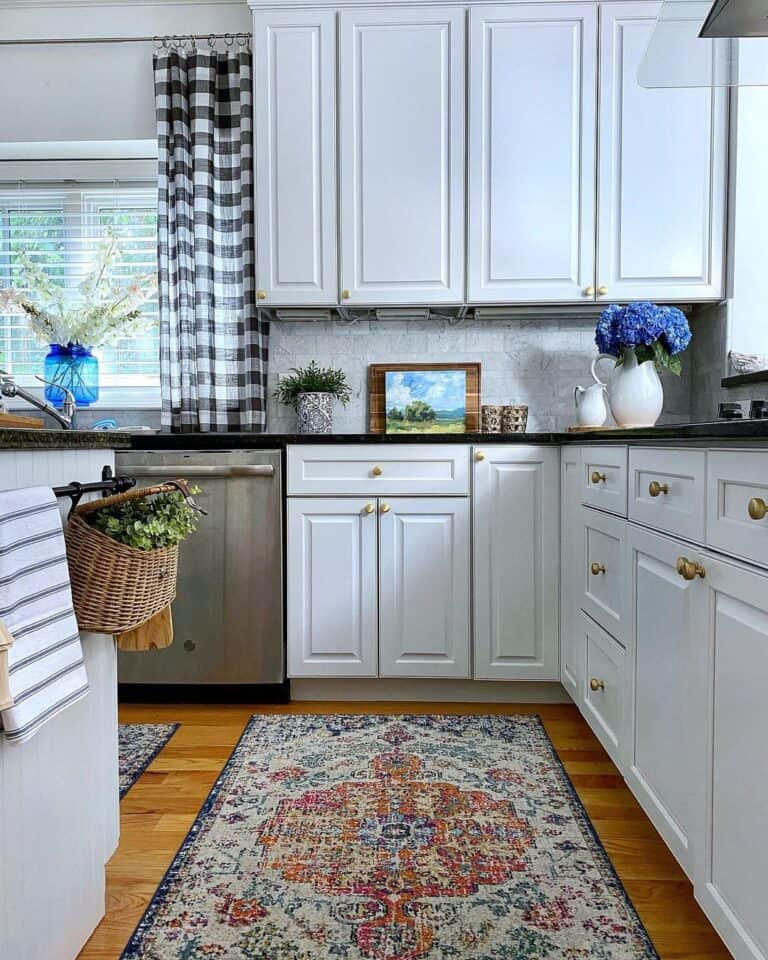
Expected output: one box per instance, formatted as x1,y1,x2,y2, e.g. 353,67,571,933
43,344,99,408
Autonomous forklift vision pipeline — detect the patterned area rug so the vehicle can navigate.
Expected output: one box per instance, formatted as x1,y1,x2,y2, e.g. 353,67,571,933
119,722,179,799
122,714,658,959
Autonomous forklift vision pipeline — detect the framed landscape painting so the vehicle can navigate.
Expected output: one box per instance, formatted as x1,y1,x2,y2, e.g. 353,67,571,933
368,363,481,434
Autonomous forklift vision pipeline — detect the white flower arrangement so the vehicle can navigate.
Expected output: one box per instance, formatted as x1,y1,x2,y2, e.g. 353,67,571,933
0,233,157,349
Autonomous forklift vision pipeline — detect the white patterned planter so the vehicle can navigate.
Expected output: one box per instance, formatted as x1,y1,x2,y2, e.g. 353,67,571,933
297,392,334,434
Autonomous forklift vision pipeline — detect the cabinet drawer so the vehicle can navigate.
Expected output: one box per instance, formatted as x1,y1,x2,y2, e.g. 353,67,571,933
581,445,628,516
287,444,470,496
581,611,625,767
707,451,768,567
582,506,627,646
629,447,706,542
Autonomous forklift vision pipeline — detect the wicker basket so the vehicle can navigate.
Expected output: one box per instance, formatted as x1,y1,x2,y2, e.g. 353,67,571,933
65,484,182,634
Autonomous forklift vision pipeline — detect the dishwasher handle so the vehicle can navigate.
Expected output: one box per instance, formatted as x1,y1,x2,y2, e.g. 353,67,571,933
120,464,275,479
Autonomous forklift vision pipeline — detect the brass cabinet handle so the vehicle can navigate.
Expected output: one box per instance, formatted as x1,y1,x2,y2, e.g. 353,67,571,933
598,285,608,295
342,289,351,300
380,502,391,514
748,497,767,521
591,471,607,484
590,678,605,692
584,285,595,297
676,557,706,581
371,465,383,477
364,503,375,515
649,480,670,498
257,289,267,300
475,451,485,462
591,562,606,576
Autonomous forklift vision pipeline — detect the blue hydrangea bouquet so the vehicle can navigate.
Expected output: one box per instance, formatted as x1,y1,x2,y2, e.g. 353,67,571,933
595,301,692,375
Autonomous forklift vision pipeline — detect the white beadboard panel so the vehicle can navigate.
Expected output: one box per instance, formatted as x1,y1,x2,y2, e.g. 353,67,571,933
0,448,118,960
253,10,338,304
468,4,597,302
338,6,465,303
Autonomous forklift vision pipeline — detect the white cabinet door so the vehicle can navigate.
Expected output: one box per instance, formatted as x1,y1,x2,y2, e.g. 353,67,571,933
473,446,559,679
468,4,596,303
287,498,378,677
561,448,585,699
691,556,768,960
379,497,470,677
597,3,727,301
627,525,697,878
338,7,465,304
253,10,337,304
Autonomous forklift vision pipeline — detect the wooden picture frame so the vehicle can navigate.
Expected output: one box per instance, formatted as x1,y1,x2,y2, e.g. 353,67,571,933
368,362,481,434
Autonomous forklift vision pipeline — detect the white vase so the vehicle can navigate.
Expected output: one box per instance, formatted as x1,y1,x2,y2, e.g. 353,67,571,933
604,347,664,428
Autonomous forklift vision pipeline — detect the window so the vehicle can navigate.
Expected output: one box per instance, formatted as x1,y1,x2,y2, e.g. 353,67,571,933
0,184,159,401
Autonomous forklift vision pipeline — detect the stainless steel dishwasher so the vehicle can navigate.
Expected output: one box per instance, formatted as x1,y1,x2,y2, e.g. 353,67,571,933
115,449,284,692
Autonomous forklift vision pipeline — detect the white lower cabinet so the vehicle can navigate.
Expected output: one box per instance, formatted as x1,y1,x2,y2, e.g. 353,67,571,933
581,611,626,766
627,525,697,877
691,556,768,960
379,498,470,678
473,446,560,680
287,498,378,677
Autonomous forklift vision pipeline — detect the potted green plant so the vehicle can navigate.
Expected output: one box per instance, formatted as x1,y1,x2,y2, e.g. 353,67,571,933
274,361,352,434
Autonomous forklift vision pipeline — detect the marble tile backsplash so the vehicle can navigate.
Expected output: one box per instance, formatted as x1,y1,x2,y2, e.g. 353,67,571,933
267,318,693,433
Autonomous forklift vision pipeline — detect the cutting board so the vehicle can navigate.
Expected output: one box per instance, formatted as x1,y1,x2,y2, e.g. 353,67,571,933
0,412,46,430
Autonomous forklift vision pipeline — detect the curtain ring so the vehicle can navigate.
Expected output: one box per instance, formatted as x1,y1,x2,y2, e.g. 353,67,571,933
207,34,217,48
152,36,164,51
236,34,249,47
224,33,234,47
189,34,198,51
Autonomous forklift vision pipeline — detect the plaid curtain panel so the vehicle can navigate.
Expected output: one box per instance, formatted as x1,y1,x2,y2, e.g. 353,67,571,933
154,47,269,432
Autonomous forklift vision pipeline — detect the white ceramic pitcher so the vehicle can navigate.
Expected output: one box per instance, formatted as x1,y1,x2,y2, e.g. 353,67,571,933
574,356,610,427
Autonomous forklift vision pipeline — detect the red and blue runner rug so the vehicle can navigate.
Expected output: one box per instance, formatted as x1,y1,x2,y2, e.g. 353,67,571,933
122,714,658,959
119,722,179,799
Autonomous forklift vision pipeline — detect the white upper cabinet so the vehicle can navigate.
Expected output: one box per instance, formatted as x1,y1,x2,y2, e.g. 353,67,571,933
473,446,560,680
253,10,337,304
467,4,597,303
597,2,727,302
338,7,465,304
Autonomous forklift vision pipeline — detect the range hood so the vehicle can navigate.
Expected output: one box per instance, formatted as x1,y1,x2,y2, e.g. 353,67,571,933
639,0,768,87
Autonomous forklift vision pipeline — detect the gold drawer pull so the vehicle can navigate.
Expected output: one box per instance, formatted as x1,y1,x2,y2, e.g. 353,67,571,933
364,503,375,515
748,497,767,521
649,480,669,498
590,562,606,576
380,502,390,514
591,471,607,484
475,451,485,462
371,465,383,477
590,678,605,692
676,557,705,581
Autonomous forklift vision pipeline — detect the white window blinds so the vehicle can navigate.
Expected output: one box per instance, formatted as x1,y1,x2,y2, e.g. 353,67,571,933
0,184,159,387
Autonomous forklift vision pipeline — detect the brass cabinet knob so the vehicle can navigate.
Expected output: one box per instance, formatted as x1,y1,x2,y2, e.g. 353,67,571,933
364,503,375,515
584,285,595,297
257,289,267,300
590,678,605,692
371,465,383,477
677,557,706,581
591,562,606,576
591,471,607,484
649,480,670,498
475,451,485,462
380,502,391,514
748,497,767,521
342,289,351,300
598,285,608,295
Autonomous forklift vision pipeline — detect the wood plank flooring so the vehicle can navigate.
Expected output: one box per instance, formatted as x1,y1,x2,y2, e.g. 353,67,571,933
78,701,732,959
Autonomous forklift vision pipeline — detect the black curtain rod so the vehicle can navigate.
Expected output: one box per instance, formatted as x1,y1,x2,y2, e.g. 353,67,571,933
0,32,250,47
53,466,136,513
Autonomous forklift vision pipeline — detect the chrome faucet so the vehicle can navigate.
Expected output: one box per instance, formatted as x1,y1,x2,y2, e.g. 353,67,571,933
0,372,76,430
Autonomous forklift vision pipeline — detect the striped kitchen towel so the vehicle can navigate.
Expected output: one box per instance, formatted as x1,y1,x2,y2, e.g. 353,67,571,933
0,486,88,744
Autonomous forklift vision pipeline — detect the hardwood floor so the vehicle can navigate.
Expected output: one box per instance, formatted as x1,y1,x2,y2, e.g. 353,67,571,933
78,701,731,960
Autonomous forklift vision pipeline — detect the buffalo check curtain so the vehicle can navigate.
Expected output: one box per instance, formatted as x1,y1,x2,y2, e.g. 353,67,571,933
154,47,269,432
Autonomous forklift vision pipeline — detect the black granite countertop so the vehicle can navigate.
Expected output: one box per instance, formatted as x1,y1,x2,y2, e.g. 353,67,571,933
0,428,132,450
128,420,768,450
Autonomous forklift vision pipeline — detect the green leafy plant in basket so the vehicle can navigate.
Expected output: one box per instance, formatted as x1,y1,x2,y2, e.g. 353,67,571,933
89,488,202,551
